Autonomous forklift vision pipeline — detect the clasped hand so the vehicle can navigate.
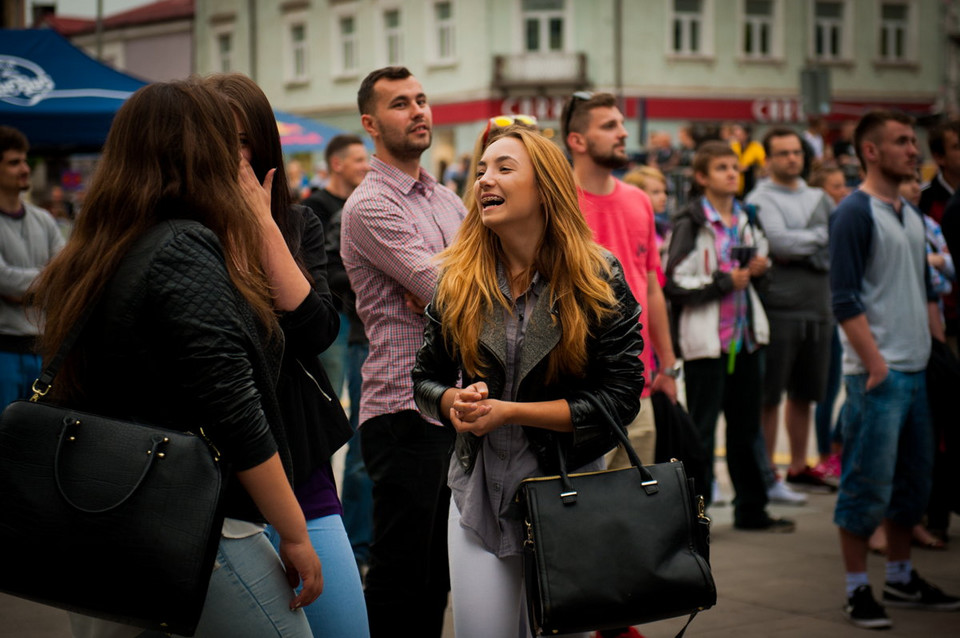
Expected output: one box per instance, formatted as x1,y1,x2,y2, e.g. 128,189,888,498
449,381,508,436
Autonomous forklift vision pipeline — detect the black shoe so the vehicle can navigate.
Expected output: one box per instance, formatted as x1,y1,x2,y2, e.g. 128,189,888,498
785,466,837,493
883,570,960,610
845,585,892,629
733,514,796,533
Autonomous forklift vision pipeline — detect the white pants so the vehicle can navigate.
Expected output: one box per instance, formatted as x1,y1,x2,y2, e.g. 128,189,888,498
447,500,591,638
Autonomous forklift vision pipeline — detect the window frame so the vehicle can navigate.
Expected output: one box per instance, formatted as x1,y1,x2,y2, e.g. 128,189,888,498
211,23,234,74
331,3,361,79
667,0,715,59
808,0,854,64
378,3,404,66
739,0,783,61
428,0,457,66
517,0,571,54
876,0,917,64
283,11,309,84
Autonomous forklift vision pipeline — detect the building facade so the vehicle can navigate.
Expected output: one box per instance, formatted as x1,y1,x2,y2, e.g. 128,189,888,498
42,0,194,83
194,0,953,173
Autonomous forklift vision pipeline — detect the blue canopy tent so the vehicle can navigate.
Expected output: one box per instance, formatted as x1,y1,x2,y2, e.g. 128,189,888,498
274,109,370,154
0,29,148,152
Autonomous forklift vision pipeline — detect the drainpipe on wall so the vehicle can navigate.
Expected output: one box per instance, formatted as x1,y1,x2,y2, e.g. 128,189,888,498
248,0,257,82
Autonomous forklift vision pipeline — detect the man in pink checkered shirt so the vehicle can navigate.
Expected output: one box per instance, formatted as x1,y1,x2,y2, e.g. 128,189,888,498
341,66,466,637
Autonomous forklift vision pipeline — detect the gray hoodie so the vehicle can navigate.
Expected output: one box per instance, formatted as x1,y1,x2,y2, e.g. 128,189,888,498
746,178,833,320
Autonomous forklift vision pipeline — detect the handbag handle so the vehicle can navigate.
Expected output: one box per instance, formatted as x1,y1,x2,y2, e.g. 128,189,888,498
54,416,169,514
556,394,659,505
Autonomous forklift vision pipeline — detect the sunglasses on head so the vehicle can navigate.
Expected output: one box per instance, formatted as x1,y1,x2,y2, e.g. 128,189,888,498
563,91,594,138
480,114,539,148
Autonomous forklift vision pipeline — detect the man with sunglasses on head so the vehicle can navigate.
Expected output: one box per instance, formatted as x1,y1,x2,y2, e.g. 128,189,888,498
341,66,466,637
561,92,680,480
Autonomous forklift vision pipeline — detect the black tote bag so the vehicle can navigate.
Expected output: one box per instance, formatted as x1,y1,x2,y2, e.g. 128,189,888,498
516,395,716,636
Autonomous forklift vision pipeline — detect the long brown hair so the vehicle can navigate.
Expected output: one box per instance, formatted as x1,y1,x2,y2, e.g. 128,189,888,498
203,73,309,277
434,127,616,383
29,79,276,396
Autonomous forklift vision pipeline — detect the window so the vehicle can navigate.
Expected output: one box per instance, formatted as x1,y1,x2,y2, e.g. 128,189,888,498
522,0,565,53
338,14,358,74
812,0,848,61
213,28,233,73
879,2,910,61
384,8,402,65
672,0,704,55
286,17,308,82
742,0,773,58
433,1,455,62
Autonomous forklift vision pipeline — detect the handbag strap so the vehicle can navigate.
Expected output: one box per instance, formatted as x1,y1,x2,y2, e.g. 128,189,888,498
29,301,98,402
556,394,660,504
30,220,188,403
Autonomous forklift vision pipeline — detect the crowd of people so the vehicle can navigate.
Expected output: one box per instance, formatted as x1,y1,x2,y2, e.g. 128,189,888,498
0,64,959,637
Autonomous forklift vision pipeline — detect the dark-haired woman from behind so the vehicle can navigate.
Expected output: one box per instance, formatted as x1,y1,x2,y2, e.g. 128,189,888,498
205,72,369,637
31,79,321,637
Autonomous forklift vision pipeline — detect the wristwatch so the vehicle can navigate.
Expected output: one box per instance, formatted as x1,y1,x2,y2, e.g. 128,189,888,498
661,362,682,379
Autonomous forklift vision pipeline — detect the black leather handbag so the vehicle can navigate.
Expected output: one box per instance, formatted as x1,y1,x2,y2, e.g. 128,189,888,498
516,395,716,637
0,309,227,636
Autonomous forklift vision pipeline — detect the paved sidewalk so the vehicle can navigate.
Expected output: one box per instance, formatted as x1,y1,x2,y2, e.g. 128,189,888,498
3,489,957,637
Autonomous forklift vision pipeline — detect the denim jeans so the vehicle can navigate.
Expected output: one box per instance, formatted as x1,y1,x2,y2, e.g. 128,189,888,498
0,350,41,408
834,370,933,538
267,514,370,637
341,342,373,566
318,313,350,399
814,326,844,456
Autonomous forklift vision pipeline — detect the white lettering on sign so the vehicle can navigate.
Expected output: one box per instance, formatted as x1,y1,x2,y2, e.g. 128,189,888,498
500,96,567,121
0,56,55,106
751,98,805,124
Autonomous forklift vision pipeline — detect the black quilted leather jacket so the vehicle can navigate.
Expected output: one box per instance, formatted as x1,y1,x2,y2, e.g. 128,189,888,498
70,220,290,523
412,254,644,476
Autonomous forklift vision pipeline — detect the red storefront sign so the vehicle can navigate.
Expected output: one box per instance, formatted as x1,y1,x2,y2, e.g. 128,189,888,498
430,96,936,126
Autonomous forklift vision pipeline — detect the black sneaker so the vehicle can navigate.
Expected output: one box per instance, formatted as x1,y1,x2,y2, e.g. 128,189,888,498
844,585,892,629
883,570,960,610
785,466,838,493
733,515,796,533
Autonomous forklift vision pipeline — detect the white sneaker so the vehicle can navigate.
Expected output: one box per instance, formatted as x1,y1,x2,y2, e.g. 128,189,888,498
711,480,727,506
767,479,808,505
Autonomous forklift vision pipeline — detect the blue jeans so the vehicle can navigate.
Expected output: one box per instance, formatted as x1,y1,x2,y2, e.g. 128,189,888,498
319,313,350,399
0,350,41,407
341,342,373,565
814,326,844,456
187,533,313,637
267,515,370,637
834,370,934,538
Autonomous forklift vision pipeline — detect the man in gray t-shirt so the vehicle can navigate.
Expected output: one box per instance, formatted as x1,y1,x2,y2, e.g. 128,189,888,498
746,128,835,500
0,126,64,407
830,110,958,630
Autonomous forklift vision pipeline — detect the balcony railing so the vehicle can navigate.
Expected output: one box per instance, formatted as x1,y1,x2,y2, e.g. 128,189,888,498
493,52,588,92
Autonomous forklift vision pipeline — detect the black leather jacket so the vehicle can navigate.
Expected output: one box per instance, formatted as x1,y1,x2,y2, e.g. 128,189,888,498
276,206,353,487
412,254,644,475
68,220,289,523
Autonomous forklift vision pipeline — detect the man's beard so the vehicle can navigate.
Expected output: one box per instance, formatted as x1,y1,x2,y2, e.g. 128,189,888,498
382,128,431,161
588,141,628,170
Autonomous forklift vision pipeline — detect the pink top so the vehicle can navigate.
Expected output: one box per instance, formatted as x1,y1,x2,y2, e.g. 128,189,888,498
578,180,660,397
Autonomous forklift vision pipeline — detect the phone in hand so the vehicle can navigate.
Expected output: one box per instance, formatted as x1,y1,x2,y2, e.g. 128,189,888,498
730,245,757,266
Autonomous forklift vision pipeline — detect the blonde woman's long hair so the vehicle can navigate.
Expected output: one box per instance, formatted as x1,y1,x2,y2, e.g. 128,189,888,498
434,127,617,383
